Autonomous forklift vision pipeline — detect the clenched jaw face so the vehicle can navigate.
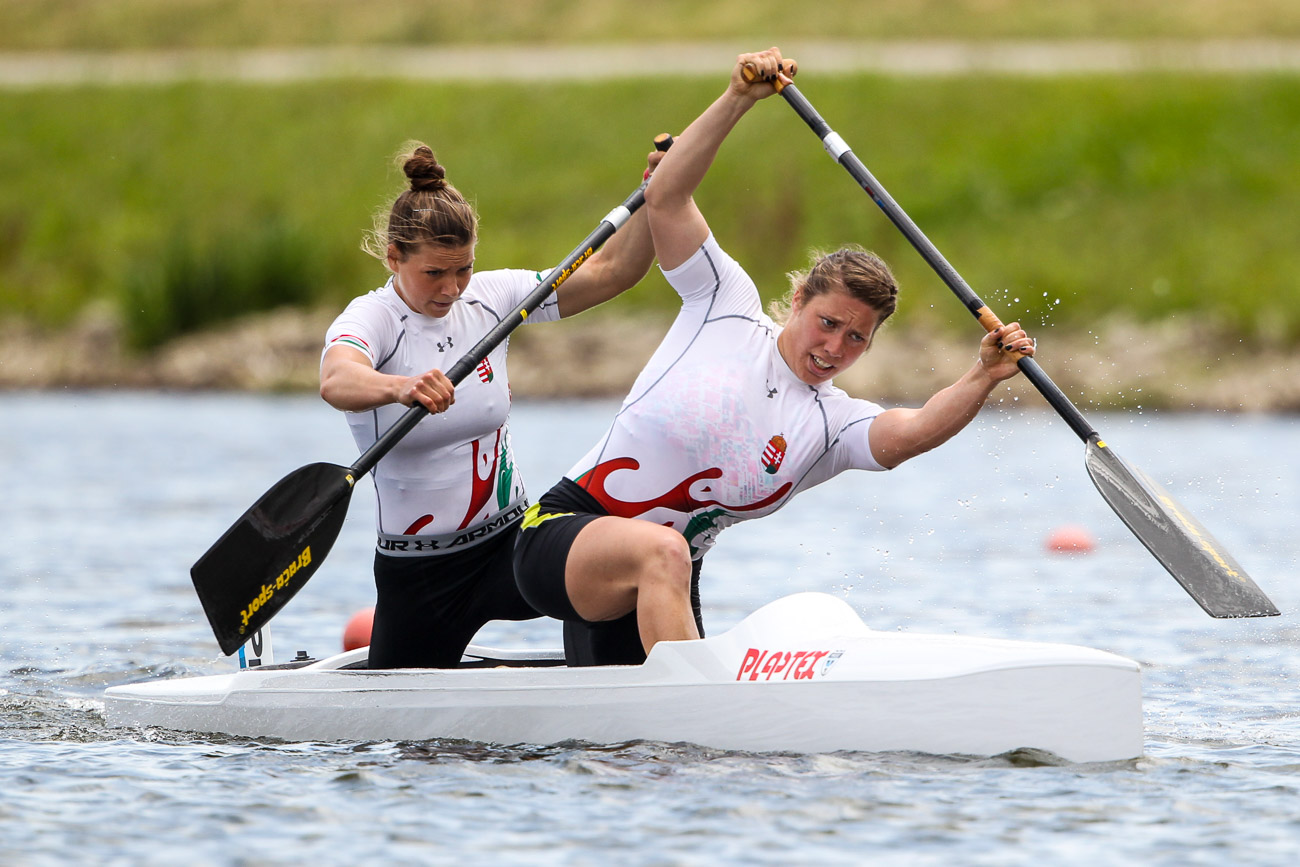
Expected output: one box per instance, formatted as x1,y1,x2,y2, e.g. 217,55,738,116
776,284,882,385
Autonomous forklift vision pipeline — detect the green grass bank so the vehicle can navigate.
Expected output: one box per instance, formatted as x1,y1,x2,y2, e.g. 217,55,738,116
4,73,1298,349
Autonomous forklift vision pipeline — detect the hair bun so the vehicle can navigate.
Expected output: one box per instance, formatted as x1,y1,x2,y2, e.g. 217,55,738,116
403,144,447,193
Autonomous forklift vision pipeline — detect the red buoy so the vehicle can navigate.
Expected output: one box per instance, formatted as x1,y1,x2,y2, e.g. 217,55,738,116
1046,525,1096,554
342,606,375,651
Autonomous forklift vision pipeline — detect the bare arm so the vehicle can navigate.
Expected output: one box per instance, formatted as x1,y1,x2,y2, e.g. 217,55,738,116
645,48,795,271
868,323,1035,468
319,345,454,414
554,148,667,318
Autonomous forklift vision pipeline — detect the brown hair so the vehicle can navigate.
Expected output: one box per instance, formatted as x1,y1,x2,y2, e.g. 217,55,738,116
363,142,478,262
769,245,898,325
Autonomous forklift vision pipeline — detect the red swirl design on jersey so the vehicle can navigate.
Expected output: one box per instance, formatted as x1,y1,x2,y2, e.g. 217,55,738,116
403,514,434,535
575,457,792,518
458,427,502,530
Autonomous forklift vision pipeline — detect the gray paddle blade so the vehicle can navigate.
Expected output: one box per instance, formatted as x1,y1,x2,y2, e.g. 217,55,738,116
1084,436,1279,618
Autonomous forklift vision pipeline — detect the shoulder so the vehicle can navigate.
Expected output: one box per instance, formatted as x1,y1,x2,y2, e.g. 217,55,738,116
661,233,737,282
325,282,405,355
463,268,560,324
820,386,888,471
339,282,405,318
661,233,760,311
820,383,885,421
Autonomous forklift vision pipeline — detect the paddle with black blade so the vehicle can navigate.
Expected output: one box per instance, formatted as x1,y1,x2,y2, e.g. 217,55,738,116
192,134,675,655
746,64,1277,618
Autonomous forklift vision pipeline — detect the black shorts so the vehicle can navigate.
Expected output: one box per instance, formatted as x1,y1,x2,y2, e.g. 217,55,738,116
514,478,705,667
369,521,541,669
512,478,608,622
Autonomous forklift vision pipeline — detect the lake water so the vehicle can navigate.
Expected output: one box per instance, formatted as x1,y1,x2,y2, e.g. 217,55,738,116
3,391,1298,865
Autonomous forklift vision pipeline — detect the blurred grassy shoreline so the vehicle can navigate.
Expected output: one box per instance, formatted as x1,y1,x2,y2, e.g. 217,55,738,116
5,73,1297,341
3,6,1298,408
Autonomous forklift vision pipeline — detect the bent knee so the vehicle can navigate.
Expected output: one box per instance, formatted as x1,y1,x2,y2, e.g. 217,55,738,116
635,527,692,590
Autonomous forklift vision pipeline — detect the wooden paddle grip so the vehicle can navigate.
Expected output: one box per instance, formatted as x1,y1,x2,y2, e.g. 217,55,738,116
644,134,674,179
740,64,795,92
973,305,1005,334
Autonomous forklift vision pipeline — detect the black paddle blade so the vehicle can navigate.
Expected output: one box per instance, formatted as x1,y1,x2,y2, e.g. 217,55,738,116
191,462,357,654
1084,438,1279,618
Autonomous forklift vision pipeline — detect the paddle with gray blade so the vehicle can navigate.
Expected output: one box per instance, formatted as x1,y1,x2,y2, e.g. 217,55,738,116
749,66,1277,618
192,134,674,654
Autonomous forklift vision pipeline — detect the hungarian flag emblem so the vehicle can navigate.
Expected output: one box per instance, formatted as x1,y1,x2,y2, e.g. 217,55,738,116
762,435,787,474
477,358,494,383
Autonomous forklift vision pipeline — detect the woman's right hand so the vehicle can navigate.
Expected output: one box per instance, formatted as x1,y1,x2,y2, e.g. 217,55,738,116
644,145,667,179
731,47,797,100
398,369,455,414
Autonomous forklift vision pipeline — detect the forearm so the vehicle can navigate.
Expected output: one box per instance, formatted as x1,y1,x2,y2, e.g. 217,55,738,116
555,206,656,318
869,362,1000,468
645,49,787,269
646,89,754,212
869,321,1034,467
645,88,757,270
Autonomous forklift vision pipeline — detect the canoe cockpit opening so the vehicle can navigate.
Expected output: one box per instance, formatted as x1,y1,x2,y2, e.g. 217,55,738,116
237,645,571,672
455,650,568,669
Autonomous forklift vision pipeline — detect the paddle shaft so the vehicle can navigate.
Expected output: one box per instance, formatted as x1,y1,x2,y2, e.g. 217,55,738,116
761,72,1096,443
352,133,673,479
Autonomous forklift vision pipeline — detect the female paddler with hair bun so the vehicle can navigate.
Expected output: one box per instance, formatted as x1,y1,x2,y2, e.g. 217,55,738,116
513,48,1036,666
320,142,663,668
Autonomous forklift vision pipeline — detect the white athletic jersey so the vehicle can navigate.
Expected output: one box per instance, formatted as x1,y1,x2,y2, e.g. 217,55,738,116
565,234,888,558
324,271,561,555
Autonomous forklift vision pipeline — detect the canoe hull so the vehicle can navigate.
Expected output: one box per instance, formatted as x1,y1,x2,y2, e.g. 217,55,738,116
105,593,1143,763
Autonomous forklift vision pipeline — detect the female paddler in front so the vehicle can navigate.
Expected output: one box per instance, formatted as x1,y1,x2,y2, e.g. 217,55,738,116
320,142,663,668
513,48,1037,665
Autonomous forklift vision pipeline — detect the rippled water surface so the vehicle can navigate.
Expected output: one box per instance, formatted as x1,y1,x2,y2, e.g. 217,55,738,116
3,392,1299,865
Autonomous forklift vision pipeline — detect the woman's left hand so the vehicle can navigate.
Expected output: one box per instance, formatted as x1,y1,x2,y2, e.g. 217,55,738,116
979,321,1035,381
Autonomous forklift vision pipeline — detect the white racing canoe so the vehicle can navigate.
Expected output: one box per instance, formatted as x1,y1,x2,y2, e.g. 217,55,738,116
104,592,1143,762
